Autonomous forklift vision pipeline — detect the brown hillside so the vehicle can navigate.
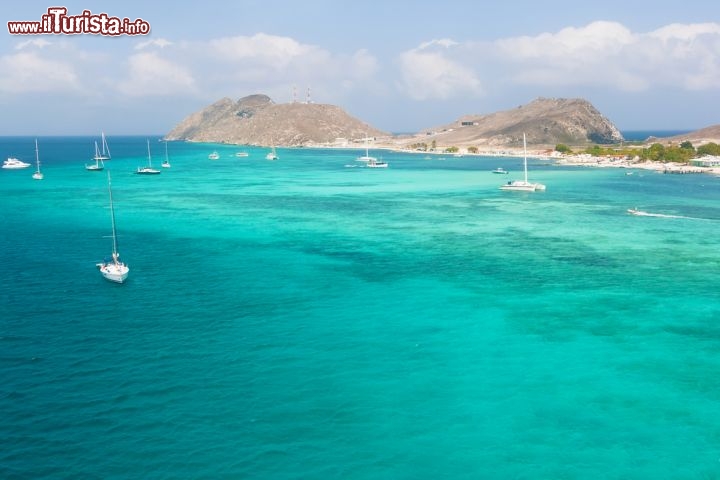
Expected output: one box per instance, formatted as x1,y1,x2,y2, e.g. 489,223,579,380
416,98,624,147
166,94,386,146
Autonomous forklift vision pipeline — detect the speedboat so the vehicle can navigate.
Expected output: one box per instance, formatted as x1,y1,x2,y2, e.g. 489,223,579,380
492,167,509,174
208,151,220,160
627,208,649,216
3,157,31,169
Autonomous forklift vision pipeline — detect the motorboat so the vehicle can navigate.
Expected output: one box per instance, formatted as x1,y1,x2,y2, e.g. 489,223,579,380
3,157,31,169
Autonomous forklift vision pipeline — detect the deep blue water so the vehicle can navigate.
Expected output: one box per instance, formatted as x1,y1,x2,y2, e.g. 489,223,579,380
621,130,693,141
2,136,720,479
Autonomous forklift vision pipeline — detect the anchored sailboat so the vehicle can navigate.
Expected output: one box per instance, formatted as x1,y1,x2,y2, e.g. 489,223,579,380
136,139,161,175
32,139,43,180
96,172,129,283
499,133,545,191
86,132,110,171
162,140,171,168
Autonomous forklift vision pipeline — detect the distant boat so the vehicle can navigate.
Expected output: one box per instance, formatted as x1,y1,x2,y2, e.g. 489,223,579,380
492,167,509,174
357,136,376,162
499,133,545,191
86,132,110,171
96,171,129,283
162,141,171,168
32,139,43,180
236,151,249,157
266,145,278,161
627,208,687,219
2,157,31,169
367,156,388,168
136,139,161,175
208,151,220,160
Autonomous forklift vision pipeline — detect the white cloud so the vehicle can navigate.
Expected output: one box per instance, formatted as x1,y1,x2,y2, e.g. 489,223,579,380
397,39,483,100
117,52,196,96
15,38,53,50
399,51,482,100
135,38,174,50
490,21,720,92
395,21,720,103
189,33,381,102
0,51,79,93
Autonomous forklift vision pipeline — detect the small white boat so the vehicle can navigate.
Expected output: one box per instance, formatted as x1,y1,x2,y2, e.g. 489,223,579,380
161,141,171,168
367,157,388,168
500,133,545,192
266,145,278,160
32,139,43,180
2,157,31,169
136,139,161,175
86,132,110,171
96,172,129,283
492,167,509,174
208,151,220,160
236,151,249,157
357,136,376,162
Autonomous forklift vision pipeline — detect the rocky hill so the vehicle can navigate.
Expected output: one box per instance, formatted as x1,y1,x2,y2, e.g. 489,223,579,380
165,94,386,146
649,125,720,145
418,98,624,147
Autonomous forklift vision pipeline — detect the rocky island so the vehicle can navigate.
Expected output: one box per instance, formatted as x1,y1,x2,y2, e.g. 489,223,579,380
166,95,630,150
165,94,386,147
410,97,624,148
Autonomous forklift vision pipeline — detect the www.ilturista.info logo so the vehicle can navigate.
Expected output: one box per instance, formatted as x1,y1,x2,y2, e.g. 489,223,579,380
7,7,150,36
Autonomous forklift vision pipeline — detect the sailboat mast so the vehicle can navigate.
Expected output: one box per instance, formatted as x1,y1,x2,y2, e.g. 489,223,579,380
146,139,152,167
35,138,40,170
107,172,120,260
102,131,111,159
523,133,528,183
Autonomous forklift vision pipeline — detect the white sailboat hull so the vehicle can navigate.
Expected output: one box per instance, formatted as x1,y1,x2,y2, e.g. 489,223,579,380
500,181,541,191
97,262,129,283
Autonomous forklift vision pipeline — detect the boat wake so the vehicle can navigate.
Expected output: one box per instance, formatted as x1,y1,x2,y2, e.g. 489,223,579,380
627,208,699,220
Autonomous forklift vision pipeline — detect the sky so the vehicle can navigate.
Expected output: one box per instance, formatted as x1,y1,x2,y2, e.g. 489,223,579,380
1,0,719,135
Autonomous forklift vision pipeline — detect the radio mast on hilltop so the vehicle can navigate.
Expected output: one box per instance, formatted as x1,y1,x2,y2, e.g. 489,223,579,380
292,85,297,103
306,86,312,104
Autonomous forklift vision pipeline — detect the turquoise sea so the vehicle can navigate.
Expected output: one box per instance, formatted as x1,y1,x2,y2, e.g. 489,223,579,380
2,136,720,479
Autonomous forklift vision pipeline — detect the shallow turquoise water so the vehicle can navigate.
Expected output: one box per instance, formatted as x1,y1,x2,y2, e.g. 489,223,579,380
2,137,720,479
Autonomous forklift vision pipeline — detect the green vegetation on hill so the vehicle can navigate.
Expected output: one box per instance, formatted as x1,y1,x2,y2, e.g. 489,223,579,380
555,141,720,163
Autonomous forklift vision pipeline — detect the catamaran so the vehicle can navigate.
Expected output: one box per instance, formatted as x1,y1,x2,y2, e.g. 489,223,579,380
97,172,129,283
499,133,545,191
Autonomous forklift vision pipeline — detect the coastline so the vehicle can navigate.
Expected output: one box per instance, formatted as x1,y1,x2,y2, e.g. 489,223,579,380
307,139,720,175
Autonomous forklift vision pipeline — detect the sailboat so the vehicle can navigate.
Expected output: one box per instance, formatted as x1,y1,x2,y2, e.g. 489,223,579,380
32,139,43,180
86,132,110,171
499,133,545,191
357,136,376,162
265,144,278,160
96,171,129,283
136,139,161,175
162,141,171,168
